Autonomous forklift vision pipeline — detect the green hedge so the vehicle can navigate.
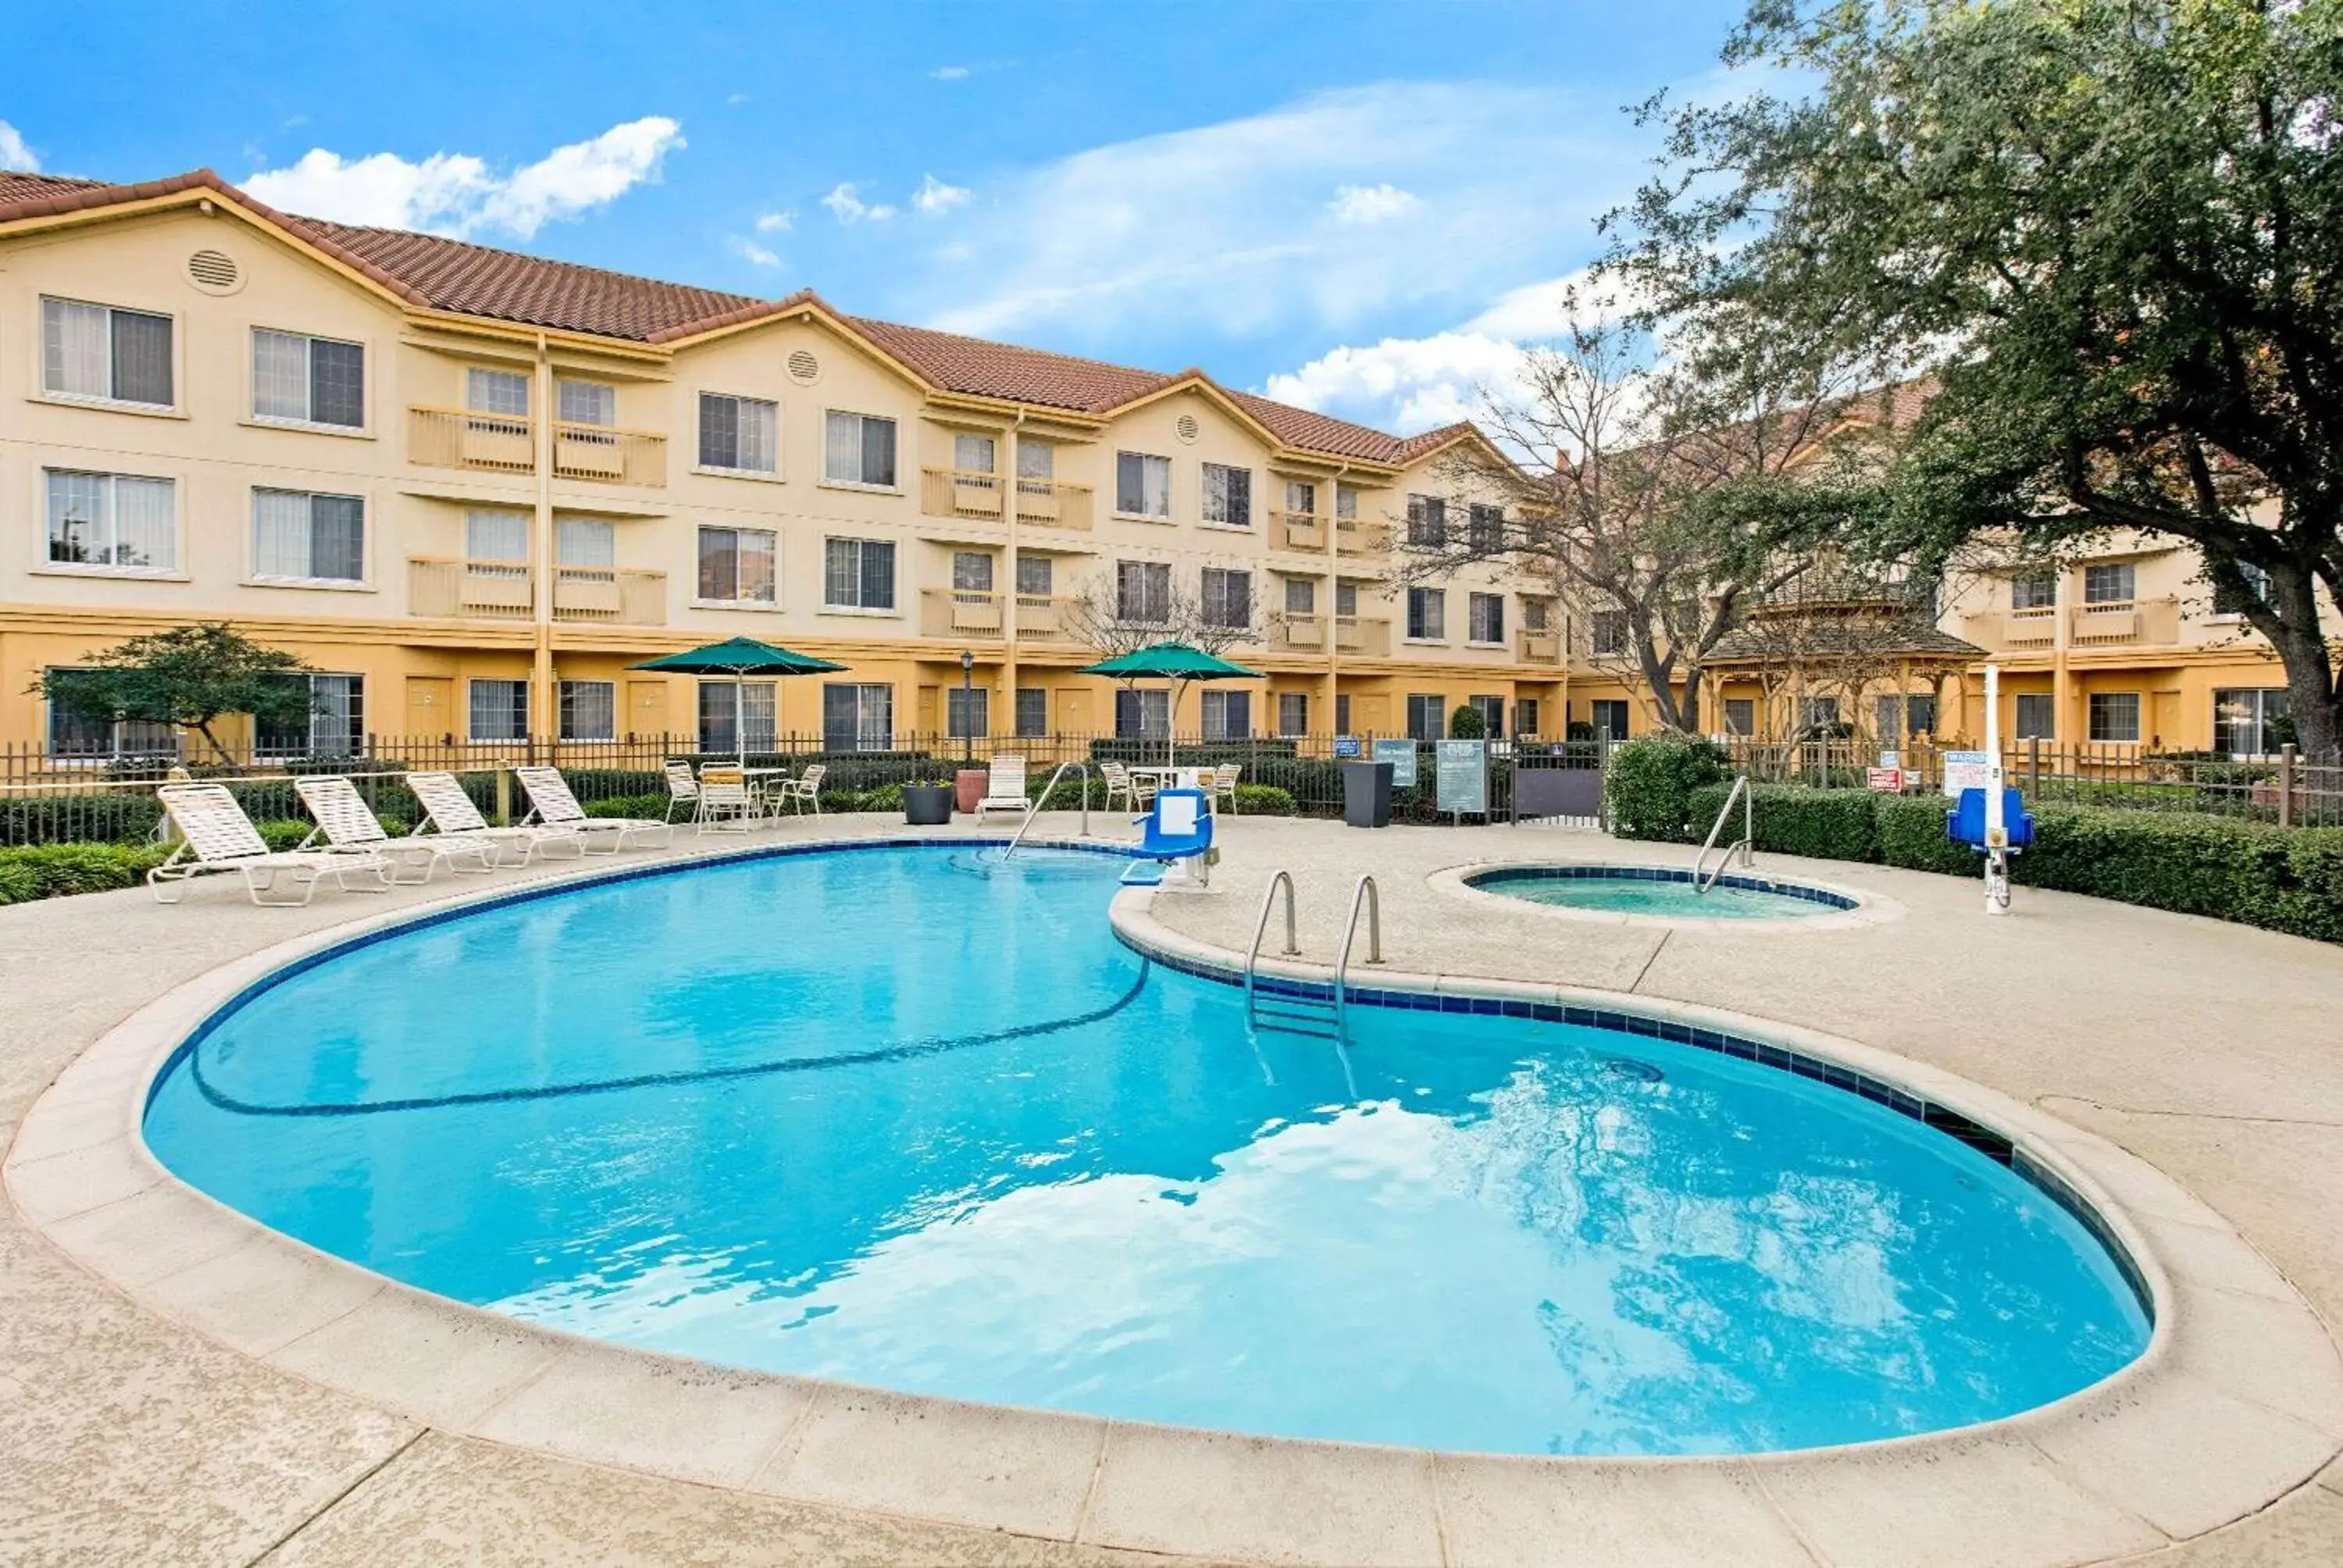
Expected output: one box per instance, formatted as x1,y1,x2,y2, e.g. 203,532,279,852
1669,782,2343,943
0,842,174,904
1605,734,1731,843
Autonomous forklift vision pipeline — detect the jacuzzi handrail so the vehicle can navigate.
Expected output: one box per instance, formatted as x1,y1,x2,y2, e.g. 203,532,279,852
1001,761,1090,858
1694,775,1754,893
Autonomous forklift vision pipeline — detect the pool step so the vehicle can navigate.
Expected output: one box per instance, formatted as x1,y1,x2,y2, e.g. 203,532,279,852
1251,994,1341,1042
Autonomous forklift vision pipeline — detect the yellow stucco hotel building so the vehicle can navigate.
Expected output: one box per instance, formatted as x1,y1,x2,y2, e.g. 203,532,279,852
0,166,2316,760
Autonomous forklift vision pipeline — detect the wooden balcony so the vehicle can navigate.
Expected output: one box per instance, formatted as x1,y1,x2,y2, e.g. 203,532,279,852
1335,615,1392,657
1517,628,1564,665
920,469,1096,530
408,557,533,618
2070,596,2180,647
1271,509,1328,553
553,565,667,624
409,407,534,475
551,421,665,486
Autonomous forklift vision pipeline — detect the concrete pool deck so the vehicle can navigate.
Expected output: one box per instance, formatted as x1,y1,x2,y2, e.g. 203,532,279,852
3,811,2341,1565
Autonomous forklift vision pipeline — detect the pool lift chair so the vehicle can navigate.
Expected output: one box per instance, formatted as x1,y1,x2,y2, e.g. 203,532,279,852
1945,665,2037,915
1121,786,1216,889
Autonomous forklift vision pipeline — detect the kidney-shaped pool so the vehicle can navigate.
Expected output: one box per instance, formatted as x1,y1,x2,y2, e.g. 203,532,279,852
144,843,2148,1456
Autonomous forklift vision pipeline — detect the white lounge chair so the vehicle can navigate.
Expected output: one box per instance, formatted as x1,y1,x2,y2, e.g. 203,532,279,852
1209,763,1242,814
515,765,674,852
975,754,1029,821
149,784,394,906
1100,760,1151,814
662,761,701,822
294,775,494,882
772,763,826,816
694,764,758,833
405,771,578,864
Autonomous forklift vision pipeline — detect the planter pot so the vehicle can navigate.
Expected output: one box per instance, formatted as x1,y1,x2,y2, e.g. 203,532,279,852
954,769,988,814
903,784,954,826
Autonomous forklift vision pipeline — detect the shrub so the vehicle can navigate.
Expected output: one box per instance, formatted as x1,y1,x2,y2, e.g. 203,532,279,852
255,819,313,852
1607,734,1731,843
0,841,174,904
1448,704,1487,739
584,794,670,821
1687,782,1879,861
1232,783,1296,815
1874,793,1980,875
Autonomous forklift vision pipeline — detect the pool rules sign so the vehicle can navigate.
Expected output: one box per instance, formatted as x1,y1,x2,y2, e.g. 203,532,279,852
1435,739,1489,818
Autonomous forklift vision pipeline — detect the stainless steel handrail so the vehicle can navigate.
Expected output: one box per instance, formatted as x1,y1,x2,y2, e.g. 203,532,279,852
1332,873,1383,1031
1243,870,1301,1026
1000,761,1090,858
1693,775,1753,893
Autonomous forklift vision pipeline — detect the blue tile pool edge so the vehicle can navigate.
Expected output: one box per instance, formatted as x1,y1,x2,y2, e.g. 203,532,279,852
1464,863,1863,912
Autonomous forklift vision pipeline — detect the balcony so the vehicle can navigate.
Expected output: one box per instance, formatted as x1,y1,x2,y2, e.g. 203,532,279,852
1271,509,1328,553
1517,628,1564,665
920,469,1096,531
1337,517,1391,557
918,590,1083,642
407,407,666,485
553,565,667,625
408,557,533,618
551,421,665,486
2070,596,2180,647
1335,615,1392,657
1271,614,1329,652
1965,604,2060,650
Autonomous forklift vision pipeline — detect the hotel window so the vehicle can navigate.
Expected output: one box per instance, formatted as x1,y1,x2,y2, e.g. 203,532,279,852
1283,479,1317,517
1284,577,1316,615
2088,691,2142,743
467,509,530,564
1405,694,1444,741
1467,504,1503,553
2012,571,2057,609
2213,689,2290,755
1336,694,1352,733
558,680,617,743
556,517,615,568
252,329,363,428
42,670,178,759
1115,688,1171,739
1015,554,1053,596
2015,693,2056,739
1201,690,1250,740
1514,697,1541,737
467,679,530,742
700,681,777,754
952,551,994,596
1335,581,1358,617
823,683,895,751
697,393,778,474
1906,693,1938,736
1015,687,1050,738
823,411,897,487
1018,442,1055,483
1406,587,1445,641
947,686,990,739
1591,609,1629,656
1875,694,1906,742
1200,568,1252,629
1591,700,1630,740
1201,463,1252,527
41,297,173,408
1278,692,1309,736
823,537,897,610
953,433,997,480
1117,560,1172,623
1724,698,1756,736
557,380,616,426
2214,562,2273,615
1115,451,1172,518
252,489,365,582
1521,598,1550,632
1405,494,1447,547
2084,562,2135,604
1469,695,1504,737
255,674,365,759
1800,697,1843,733
1336,486,1360,520
45,469,176,572
465,368,530,416
1467,593,1505,645
696,526,777,604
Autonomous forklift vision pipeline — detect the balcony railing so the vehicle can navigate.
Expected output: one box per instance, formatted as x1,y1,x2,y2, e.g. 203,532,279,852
409,407,534,475
920,469,1096,531
2070,596,2180,647
553,565,667,625
1271,614,1329,651
1337,517,1390,556
1517,628,1564,665
409,557,533,618
1271,509,1328,553
919,589,1085,641
1335,615,1392,657
551,421,666,486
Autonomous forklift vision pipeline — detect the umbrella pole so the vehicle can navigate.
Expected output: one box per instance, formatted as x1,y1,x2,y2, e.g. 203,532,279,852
737,671,747,768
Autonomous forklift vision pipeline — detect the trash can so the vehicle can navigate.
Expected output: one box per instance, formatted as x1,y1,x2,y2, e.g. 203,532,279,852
903,783,954,825
1341,760,1394,828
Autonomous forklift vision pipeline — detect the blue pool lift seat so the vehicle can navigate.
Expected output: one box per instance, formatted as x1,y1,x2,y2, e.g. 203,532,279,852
1122,787,1214,886
1946,787,2035,850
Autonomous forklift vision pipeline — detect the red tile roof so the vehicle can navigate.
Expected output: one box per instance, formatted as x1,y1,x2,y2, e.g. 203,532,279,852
0,167,1458,466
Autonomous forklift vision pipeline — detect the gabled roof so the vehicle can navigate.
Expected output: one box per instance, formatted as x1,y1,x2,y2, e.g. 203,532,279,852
0,166,1477,468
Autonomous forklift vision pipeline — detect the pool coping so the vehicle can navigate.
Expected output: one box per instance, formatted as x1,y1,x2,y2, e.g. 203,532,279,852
6,829,2340,1567
1425,854,1902,933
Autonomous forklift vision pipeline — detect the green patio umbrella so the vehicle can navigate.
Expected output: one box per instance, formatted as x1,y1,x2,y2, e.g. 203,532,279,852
1077,643,1264,765
629,637,847,764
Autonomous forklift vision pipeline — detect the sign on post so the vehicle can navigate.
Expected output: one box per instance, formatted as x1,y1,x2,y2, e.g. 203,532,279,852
1435,739,1488,815
1332,735,1362,759
1371,737,1418,788
1941,750,1992,798
1867,768,1905,793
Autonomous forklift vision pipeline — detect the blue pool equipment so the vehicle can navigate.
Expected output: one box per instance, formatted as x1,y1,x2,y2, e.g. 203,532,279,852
1948,785,2035,913
1123,786,1214,886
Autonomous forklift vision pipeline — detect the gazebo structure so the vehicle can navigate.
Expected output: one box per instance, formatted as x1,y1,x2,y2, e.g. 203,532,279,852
1698,573,1987,747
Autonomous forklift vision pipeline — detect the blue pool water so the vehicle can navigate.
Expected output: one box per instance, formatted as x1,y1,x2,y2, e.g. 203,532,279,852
1471,865,1855,920
144,844,2146,1456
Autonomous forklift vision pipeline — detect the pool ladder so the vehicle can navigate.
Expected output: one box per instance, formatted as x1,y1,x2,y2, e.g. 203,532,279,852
1000,761,1091,860
1243,871,1382,1043
1692,775,1753,893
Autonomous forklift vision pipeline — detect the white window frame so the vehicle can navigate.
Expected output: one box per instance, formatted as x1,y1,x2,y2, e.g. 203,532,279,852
694,525,779,607
558,679,619,743
255,672,366,760
822,410,900,491
1114,451,1173,521
695,390,781,478
1200,462,1253,529
822,536,899,614
1466,592,1506,647
2088,691,2142,743
1200,567,1252,630
1405,587,1446,643
2014,693,2057,741
249,486,369,588
2083,562,2136,604
38,295,180,414
556,379,617,427
465,679,532,742
38,467,183,579
1200,689,1250,741
465,367,531,417
1277,691,1309,738
1116,560,1172,625
249,326,369,434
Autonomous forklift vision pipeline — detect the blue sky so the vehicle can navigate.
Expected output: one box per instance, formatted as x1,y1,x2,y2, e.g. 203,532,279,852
2,0,1752,434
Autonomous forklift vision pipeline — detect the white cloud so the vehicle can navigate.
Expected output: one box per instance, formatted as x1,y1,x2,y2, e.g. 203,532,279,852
911,173,972,214
726,91,750,105
1328,182,1417,224
244,116,683,240
820,181,897,223
754,208,795,233
0,119,41,173
1264,331,1533,434
931,65,971,81
728,234,782,268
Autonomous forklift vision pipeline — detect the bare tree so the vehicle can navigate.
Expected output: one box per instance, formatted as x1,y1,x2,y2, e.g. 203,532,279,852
1404,314,1898,733
1060,567,1264,754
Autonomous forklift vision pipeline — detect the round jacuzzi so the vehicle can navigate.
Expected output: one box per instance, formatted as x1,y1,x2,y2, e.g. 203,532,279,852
143,842,2142,1456
1465,863,1862,921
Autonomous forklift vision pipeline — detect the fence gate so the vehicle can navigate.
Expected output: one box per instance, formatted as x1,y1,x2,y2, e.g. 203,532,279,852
1508,741,1606,826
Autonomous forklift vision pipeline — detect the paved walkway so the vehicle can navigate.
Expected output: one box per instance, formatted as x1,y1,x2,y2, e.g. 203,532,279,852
2,812,2339,1564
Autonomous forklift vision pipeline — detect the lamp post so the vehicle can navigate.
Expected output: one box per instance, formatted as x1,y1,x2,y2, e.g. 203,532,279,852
958,649,975,764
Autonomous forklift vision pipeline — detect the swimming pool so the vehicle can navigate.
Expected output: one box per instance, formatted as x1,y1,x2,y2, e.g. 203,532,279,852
1467,864,1859,920
144,843,2146,1456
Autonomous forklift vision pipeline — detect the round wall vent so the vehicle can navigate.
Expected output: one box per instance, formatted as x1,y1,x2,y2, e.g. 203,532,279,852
185,248,244,295
1174,413,1201,444
786,349,822,385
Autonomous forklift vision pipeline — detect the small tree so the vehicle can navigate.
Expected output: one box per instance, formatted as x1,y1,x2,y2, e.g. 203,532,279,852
1060,570,1263,757
30,623,316,764
1448,704,1487,739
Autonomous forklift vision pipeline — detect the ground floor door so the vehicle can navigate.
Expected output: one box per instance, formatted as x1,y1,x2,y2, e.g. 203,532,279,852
625,679,669,741
1351,693,1389,734
404,676,454,739
1055,688,1091,733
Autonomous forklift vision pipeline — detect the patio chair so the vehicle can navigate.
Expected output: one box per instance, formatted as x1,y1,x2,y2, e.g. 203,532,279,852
515,766,674,853
405,772,580,864
1209,763,1242,814
694,764,758,833
662,761,701,822
294,775,494,883
772,763,826,816
149,784,394,906
1121,786,1214,888
975,754,1029,822
1101,761,1154,814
